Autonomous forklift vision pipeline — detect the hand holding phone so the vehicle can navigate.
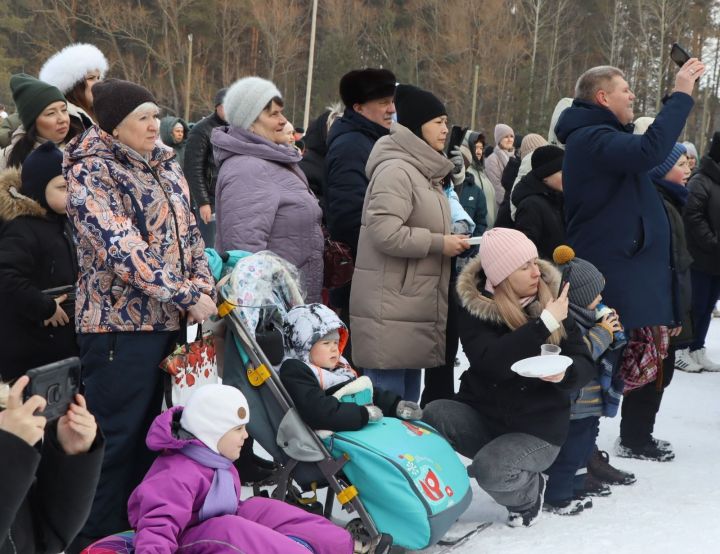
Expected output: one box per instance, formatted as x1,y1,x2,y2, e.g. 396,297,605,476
57,392,97,455
670,43,691,67
0,376,47,446
23,357,81,422
444,125,466,157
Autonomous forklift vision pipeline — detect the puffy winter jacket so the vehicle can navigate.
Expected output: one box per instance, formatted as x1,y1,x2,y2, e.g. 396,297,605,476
64,126,215,333
454,256,595,445
184,111,226,208
212,126,324,302
0,169,78,379
684,155,720,275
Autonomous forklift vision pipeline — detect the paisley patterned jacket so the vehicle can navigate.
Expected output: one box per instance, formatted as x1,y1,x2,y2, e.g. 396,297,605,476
64,127,215,333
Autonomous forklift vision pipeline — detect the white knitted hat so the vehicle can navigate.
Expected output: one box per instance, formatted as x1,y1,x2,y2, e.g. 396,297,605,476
39,43,109,94
224,76,282,130
180,384,250,453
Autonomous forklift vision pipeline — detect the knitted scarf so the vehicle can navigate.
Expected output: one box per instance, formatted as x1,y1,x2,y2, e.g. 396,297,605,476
180,443,238,521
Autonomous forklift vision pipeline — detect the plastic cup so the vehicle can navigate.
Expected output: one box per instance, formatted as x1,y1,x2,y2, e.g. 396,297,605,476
541,344,561,356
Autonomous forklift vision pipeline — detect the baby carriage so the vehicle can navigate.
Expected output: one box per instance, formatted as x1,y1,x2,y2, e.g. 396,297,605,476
217,251,472,552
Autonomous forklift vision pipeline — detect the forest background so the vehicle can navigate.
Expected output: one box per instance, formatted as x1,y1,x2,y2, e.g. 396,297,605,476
2,0,720,147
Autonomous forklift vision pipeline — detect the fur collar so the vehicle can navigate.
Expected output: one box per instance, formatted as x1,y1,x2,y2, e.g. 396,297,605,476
0,169,46,221
456,255,561,324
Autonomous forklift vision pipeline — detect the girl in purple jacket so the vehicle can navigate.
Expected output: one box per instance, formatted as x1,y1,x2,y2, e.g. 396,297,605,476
128,384,353,553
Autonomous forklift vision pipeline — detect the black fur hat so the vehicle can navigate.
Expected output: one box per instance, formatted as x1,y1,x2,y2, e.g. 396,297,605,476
339,68,396,108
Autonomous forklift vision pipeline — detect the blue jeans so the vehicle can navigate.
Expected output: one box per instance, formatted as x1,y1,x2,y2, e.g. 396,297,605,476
423,399,560,510
690,270,720,351
362,368,422,402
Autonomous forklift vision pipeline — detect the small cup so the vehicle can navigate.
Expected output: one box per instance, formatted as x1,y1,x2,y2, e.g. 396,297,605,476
541,344,561,356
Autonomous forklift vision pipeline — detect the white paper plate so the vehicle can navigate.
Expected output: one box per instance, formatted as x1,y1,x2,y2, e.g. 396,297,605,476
464,236,482,246
510,355,573,378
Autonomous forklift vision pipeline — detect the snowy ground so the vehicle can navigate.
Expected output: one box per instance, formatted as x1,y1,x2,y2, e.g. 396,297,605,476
243,317,720,554
416,316,720,554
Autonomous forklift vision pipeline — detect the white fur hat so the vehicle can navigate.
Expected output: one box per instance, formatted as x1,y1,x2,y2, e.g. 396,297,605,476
180,384,250,453
39,43,109,94
224,76,282,130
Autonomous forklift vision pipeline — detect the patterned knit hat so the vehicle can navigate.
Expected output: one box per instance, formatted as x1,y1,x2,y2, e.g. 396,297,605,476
478,228,538,292
649,143,686,180
552,245,605,308
494,123,514,146
284,303,349,362
180,384,250,453
224,77,282,130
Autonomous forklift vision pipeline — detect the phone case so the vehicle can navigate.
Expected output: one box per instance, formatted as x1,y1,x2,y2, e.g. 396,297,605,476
23,357,81,421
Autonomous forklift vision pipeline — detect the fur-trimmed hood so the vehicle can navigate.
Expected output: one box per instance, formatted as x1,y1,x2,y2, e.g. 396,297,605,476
456,255,561,325
0,168,46,221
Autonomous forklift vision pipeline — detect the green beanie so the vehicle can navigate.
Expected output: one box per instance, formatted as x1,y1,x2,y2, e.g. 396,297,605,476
10,73,66,130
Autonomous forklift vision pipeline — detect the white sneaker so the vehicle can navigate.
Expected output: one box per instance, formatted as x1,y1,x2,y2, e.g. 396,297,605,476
690,348,720,372
713,307,720,318
675,348,703,373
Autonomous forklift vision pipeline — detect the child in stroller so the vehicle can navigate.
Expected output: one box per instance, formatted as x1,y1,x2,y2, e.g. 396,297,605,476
281,303,423,431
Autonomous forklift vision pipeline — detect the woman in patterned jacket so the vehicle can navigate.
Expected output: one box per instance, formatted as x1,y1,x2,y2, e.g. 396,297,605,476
63,79,216,551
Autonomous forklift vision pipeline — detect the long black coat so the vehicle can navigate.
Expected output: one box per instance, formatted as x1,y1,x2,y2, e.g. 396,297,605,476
684,155,720,275
299,110,331,209
0,426,104,554
454,256,595,446
324,108,389,256
184,111,225,208
0,170,78,380
280,359,400,431
511,172,566,260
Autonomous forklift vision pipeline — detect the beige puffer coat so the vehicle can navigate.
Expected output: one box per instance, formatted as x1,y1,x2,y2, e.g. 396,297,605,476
350,122,454,370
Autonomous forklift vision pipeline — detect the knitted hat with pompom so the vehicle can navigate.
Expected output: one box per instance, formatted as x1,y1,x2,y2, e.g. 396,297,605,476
552,245,605,308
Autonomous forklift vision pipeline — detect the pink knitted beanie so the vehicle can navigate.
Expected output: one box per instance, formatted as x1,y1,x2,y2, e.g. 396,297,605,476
479,228,538,292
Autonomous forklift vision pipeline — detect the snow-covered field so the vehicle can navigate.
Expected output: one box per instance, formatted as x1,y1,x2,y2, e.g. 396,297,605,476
418,317,720,554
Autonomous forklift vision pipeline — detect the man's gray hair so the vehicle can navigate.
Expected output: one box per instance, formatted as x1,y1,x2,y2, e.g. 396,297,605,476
575,66,625,103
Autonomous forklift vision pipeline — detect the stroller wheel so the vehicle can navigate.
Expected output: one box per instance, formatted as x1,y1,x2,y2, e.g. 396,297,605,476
345,519,394,554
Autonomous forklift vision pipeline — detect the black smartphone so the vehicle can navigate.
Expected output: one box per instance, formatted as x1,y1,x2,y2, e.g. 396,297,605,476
560,266,572,295
445,125,466,156
23,357,82,421
670,43,691,67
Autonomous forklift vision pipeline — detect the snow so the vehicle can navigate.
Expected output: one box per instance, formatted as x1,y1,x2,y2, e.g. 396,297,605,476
417,316,720,554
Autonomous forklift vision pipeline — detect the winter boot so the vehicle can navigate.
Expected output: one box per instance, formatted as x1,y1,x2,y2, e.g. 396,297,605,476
576,473,612,497
675,348,703,372
587,447,636,485
690,348,720,371
543,497,587,516
651,436,673,452
507,475,546,527
615,438,675,462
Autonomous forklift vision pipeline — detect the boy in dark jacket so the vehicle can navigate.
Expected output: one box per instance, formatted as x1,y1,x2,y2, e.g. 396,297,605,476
544,246,633,516
513,145,566,260
0,142,78,380
280,303,422,431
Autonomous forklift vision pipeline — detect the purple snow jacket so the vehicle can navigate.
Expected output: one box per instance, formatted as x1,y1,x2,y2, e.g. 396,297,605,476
128,406,353,554
212,126,324,302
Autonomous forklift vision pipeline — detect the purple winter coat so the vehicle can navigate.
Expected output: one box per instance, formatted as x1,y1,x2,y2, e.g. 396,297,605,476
128,407,352,554
212,126,324,302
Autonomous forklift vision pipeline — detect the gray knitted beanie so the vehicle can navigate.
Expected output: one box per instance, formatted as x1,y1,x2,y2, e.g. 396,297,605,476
224,77,282,130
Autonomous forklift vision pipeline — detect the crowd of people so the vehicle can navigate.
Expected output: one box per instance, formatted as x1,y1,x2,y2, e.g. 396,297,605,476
0,38,718,553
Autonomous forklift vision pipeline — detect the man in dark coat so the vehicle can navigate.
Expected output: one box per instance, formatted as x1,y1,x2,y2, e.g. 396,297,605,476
324,68,397,257
324,68,397,353
183,87,227,247
299,109,334,212
555,61,704,331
